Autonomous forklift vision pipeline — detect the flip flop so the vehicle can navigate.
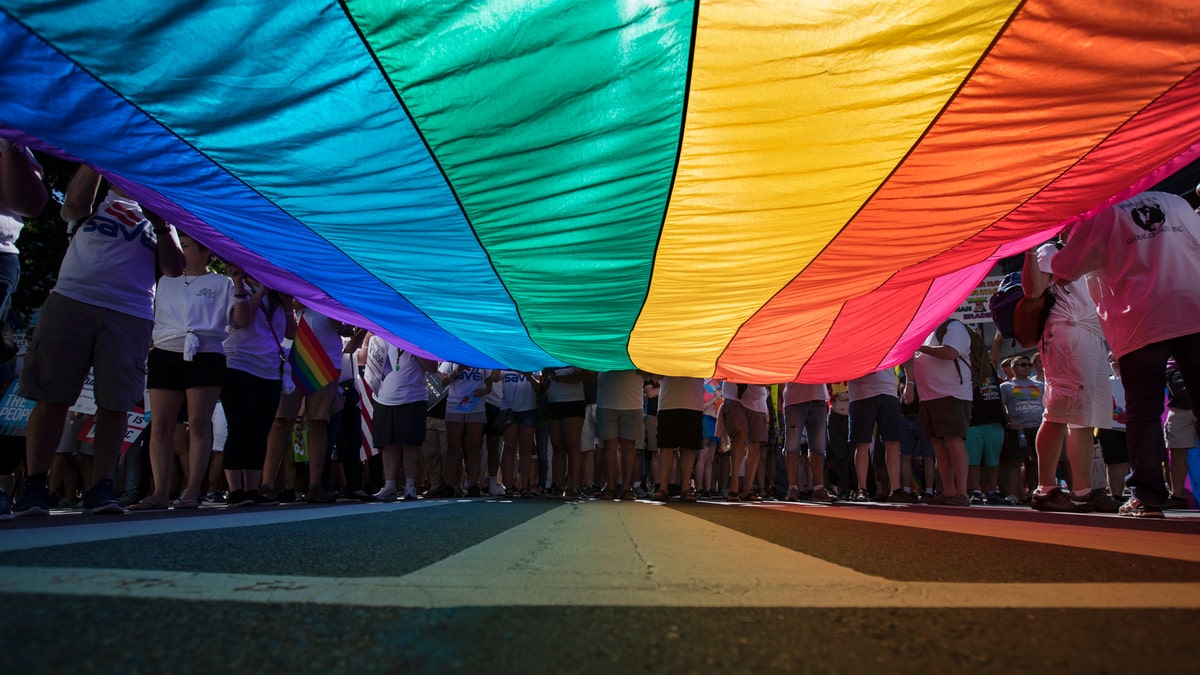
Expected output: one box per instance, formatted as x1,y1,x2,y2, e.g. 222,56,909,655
127,499,167,511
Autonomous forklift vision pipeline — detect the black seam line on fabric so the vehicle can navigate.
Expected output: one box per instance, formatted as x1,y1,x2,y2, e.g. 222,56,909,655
626,0,702,375
336,0,548,370
838,59,1200,375
711,0,1029,378
2,10,461,354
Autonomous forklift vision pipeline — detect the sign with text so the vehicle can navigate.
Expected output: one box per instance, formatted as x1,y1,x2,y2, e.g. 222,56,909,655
951,275,1003,327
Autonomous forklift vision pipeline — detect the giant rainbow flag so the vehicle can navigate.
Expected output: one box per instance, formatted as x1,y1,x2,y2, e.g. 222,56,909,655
2,1,1198,382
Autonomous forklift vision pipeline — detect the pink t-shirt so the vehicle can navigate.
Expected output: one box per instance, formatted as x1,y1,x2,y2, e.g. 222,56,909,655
1051,192,1200,358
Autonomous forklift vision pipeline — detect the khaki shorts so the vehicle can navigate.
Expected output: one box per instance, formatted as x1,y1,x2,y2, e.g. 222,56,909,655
20,293,152,411
276,380,336,421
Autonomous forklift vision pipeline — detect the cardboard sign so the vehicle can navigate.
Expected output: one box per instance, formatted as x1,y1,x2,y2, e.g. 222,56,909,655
0,378,35,436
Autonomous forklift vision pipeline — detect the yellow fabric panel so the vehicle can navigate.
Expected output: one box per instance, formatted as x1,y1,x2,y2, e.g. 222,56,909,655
628,0,1020,376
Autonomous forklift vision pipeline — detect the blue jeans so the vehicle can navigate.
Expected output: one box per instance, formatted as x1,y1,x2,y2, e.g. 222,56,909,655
1118,331,1200,507
0,252,19,316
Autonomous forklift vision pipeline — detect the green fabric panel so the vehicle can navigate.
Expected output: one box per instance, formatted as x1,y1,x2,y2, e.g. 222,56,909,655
345,0,693,370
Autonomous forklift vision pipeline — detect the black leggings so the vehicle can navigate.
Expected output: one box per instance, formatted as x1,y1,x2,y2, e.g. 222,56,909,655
220,368,281,472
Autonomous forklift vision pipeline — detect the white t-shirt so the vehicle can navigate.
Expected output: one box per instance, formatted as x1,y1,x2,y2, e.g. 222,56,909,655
848,369,899,402
1051,191,1200,358
224,293,288,380
658,376,705,411
596,370,644,411
783,382,827,407
152,271,235,354
741,385,770,413
369,336,428,406
441,363,491,412
545,367,585,403
501,371,538,412
1037,244,1102,336
914,321,973,402
720,380,741,403
54,192,168,320
0,146,40,254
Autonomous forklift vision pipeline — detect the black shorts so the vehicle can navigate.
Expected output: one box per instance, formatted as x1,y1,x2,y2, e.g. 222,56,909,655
373,401,427,448
549,400,586,420
146,349,226,390
657,409,703,450
1096,428,1129,465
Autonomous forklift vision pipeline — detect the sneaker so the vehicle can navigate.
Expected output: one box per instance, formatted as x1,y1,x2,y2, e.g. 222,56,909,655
226,489,252,507
373,485,398,502
969,491,985,505
650,489,670,503
888,489,919,504
0,487,12,520
681,488,698,503
1079,488,1122,514
985,490,1005,505
852,488,870,503
488,482,506,497
810,487,836,503
922,493,950,505
598,488,616,501
944,494,971,506
276,488,297,503
725,492,741,502
1030,487,1091,513
634,484,650,499
1118,497,1165,519
306,485,336,504
467,485,482,498
203,491,226,505
246,489,279,506
1003,493,1020,506
619,488,637,501
1163,494,1190,511
14,481,51,517
82,480,125,515
562,488,581,500
401,488,421,501
784,486,801,502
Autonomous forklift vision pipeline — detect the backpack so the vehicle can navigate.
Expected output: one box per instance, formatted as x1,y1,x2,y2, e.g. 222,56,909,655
988,269,1057,348
934,319,990,389
988,271,1024,341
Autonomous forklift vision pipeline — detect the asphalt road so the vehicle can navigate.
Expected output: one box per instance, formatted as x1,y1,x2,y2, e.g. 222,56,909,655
2,497,1198,674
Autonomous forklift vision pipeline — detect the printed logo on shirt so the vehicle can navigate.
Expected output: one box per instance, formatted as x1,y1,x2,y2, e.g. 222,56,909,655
455,367,485,382
503,372,526,383
82,204,156,251
195,287,217,299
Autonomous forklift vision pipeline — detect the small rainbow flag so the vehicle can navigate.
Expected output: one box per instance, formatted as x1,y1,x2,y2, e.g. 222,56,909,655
289,315,339,395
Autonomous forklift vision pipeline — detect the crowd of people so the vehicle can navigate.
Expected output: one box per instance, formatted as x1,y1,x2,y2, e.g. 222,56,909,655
0,152,1197,521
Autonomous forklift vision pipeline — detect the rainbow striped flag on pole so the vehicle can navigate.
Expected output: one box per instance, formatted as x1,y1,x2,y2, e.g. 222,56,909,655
288,315,339,395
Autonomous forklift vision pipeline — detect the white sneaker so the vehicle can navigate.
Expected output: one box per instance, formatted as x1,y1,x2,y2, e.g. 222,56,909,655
374,485,398,502
488,482,506,497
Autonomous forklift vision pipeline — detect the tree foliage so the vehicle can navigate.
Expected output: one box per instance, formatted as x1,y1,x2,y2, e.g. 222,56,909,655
11,151,76,325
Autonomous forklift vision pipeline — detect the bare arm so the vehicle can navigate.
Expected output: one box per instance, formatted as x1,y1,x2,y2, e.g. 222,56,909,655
0,140,48,217
990,330,1002,368
61,164,103,223
1021,249,1051,298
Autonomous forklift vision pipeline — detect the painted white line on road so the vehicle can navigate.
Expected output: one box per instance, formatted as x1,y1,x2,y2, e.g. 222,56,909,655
3,502,1198,609
744,502,1200,562
0,499,455,553
2,565,1197,609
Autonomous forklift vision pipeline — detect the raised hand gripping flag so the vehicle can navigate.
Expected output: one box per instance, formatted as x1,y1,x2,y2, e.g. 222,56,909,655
289,316,339,396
